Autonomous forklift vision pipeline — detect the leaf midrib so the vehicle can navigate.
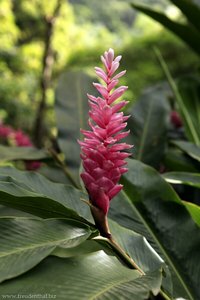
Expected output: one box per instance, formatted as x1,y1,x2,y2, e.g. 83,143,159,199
89,272,141,300
0,235,82,259
121,189,194,300
137,98,154,161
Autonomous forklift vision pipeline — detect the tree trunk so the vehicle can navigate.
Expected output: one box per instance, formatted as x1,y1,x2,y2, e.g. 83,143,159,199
33,0,62,148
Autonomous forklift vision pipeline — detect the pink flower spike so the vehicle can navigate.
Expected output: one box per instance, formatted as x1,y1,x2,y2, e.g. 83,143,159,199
79,48,133,224
112,70,126,80
108,86,128,104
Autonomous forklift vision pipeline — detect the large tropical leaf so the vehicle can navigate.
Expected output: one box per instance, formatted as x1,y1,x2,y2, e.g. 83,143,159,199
131,2,200,56
0,217,92,283
127,85,170,168
55,70,98,185
163,171,200,188
109,159,200,300
0,251,162,300
0,168,168,299
0,167,167,270
0,166,92,221
0,145,49,162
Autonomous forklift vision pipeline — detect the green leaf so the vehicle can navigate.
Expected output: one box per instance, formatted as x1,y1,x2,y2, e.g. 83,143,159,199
110,159,200,299
55,70,98,185
0,217,92,282
177,75,200,144
0,145,49,162
182,201,200,227
107,220,166,275
128,85,170,168
154,48,200,145
53,219,167,280
0,167,170,296
131,2,200,56
0,169,91,223
0,252,162,299
164,148,199,172
170,0,200,32
163,171,200,188
172,140,200,162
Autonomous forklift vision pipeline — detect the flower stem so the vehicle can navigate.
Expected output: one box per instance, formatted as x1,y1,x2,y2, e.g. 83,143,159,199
94,235,172,300
48,148,80,189
94,235,144,274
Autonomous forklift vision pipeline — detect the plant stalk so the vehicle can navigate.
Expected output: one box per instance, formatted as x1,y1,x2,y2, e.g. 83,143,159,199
49,148,80,189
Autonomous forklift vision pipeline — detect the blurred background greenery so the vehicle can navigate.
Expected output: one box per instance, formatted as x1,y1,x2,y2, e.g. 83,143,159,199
0,0,198,137
1,0,200,204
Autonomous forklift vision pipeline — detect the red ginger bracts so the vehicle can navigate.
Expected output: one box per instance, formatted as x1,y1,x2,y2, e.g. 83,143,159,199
79,48,132,216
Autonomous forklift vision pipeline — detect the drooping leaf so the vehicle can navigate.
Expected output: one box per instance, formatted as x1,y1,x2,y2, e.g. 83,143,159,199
109,159,200,300
52,219,168,292
127,85,170,168
131,2,200,56
163,171,200,188
0,217,92,283
55,70,98,185
107,220,166,275
0,145,49,162
0,170,90,223
170,0,200,32
172,140,200,162
0,251,162,300
182,201,200,227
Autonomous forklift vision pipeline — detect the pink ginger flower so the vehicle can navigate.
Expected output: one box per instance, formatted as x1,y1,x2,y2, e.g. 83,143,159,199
79,48,132,217
14,130,32,147
0,125,14,139
170,110,182,128
0,124,41,171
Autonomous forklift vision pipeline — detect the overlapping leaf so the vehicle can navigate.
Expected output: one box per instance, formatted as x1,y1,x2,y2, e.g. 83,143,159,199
0,217,92,283
109,159,200,300
0,167,91,222
0,166,167,299
0,251,162,300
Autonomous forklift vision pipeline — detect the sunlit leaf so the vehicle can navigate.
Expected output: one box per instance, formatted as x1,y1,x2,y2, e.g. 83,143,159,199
182,201,200,227
131,2,200,56
163,171,200,188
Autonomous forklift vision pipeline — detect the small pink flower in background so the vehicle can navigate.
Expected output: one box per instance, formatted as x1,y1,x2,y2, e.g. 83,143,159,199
14,130,32,147
170,111,182,128
0,124,41,171
0,125,13,138
79,48,132,217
